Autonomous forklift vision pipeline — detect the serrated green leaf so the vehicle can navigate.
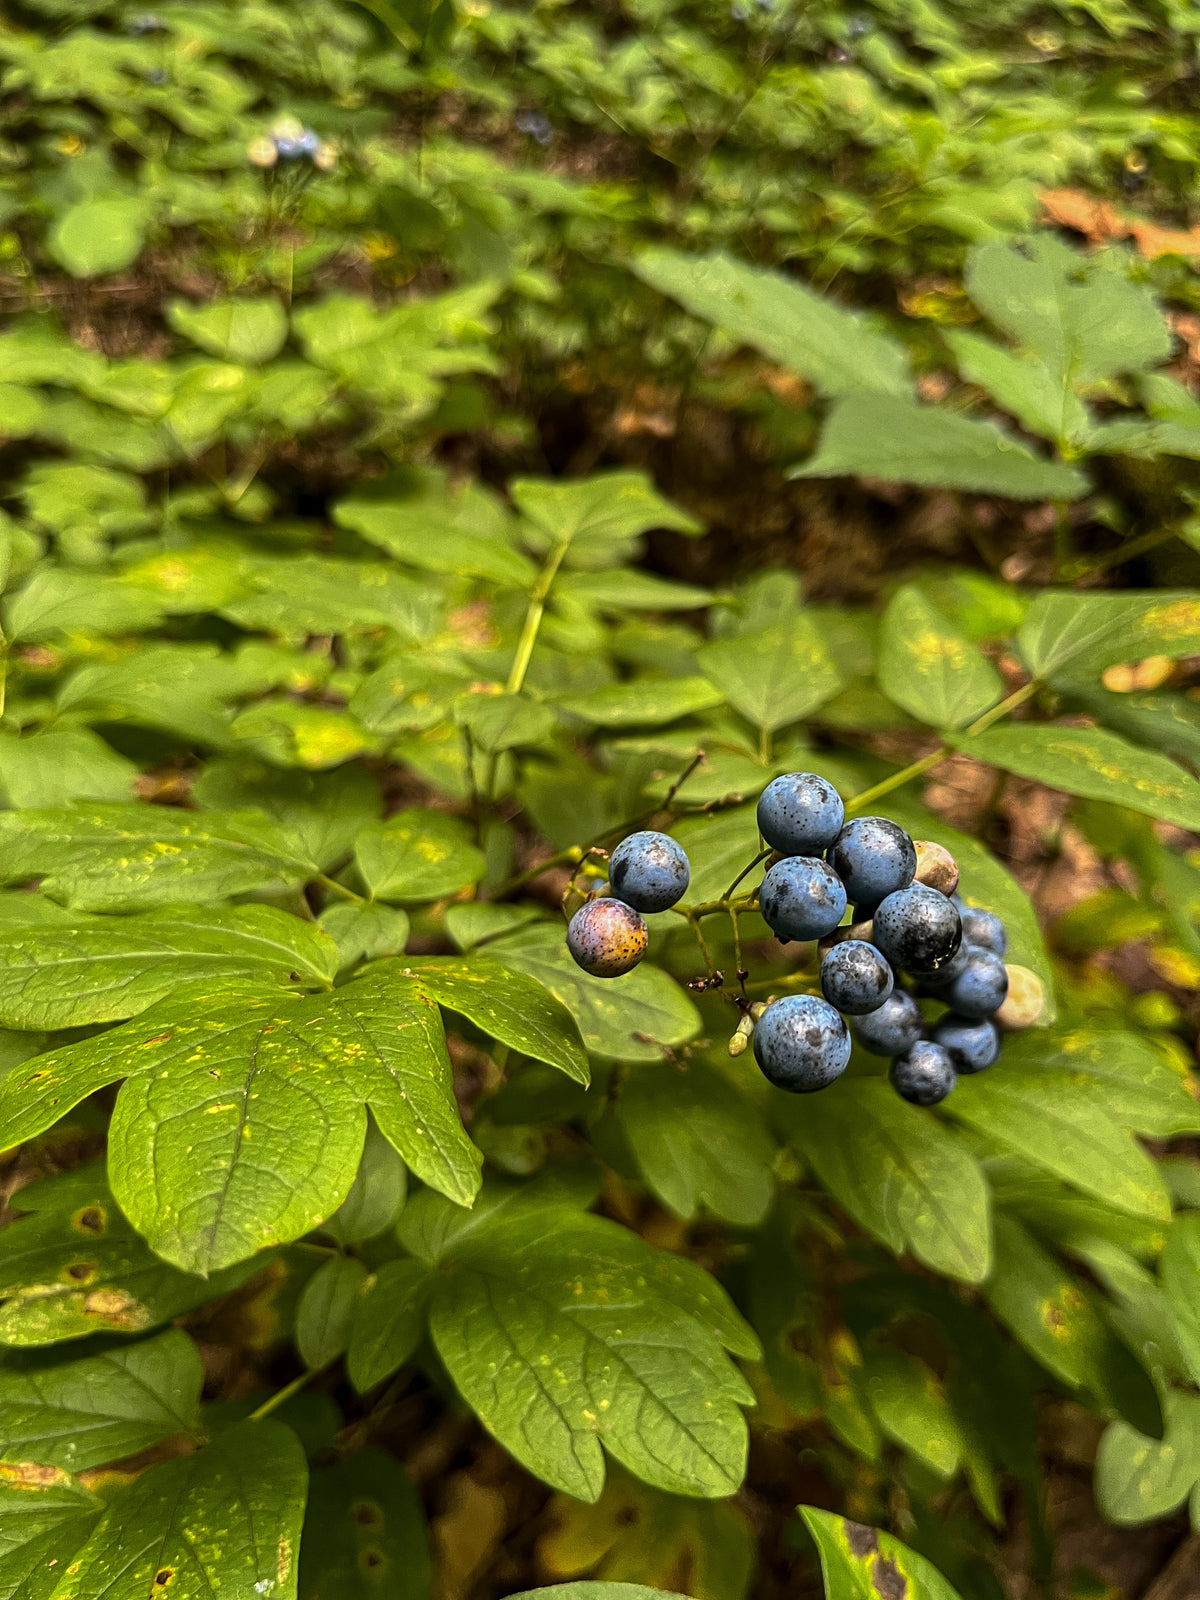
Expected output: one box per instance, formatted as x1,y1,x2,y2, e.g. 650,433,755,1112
1018,590,1200,678
960,724,1200,831
50,1418,306,1600
560,571,713,612
557,677,724,728
0,1167,263,1348
790,394,1088,498
697,617,842,733
877,585,1003,729
1096,1394,1200,1526
300,1450,433,1600
634,249,911,398
0,904,337,1029
0,1474,102,1600
0,1328,202,1473
616,1062,774,1225
800,1506,965,1600
490,925,701,1063
945,328,1089,445
511,471,701,564
167,296,288,365
0,805,318,911
347,1259,433,1392
354,811,487,902
46,197,149,278
785,1079,991,1282
4,568,165,642
221,555,427,638
296,1255,369,1370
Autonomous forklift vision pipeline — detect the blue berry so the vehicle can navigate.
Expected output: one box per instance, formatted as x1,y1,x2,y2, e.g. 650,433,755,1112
756,772,844,856
759,856,847,942
566,899,647,978
890,1041,957,1106
872,883,962,975
933,1014,1000,1074
828,816,916,912
852,990,924,1057
754,995,850,1093
820,940,893,1015
944,947,1009,1018
608,830,690,914
959,906,1007,957
918,940,969,990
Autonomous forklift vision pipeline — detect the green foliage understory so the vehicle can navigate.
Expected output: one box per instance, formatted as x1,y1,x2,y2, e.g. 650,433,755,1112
3,2,1200,1598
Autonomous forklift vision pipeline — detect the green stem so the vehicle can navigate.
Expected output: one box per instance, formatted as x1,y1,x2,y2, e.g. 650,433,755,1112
1064,523,1183,582
723,846,771,901
249,1366,321,1422
507,541,569,697
687,913,716,976
317,874,365,904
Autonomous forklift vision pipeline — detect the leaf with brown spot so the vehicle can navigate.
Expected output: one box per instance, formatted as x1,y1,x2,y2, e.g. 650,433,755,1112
800,1506,966,1599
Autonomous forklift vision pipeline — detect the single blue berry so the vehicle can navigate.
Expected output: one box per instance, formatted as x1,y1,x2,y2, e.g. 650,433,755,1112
756,772,845,856
759,856,847,942
828,816,916,912
566,898,647,978
944,946,1009,1018
608,830,690,914
872,883,962,975
959,906,1007,957
890,1041,957,1106
852,990,924,1057
754,994,850,1093
820,939,893,1015
933,1014,1000,1074
918,940,969,990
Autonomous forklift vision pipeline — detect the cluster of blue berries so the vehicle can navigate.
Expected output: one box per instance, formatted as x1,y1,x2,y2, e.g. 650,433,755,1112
750,773,1016,1107
565,830,691,978
247,117,336,171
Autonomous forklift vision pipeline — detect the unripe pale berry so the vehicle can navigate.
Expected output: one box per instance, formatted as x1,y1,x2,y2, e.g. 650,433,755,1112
913,840,959,896
994,964,1046,1029
566,898,647,978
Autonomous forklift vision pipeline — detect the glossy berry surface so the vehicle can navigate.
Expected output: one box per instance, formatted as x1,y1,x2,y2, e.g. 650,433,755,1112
944,946,1009,1018
759,856,847,942
890,1041,958,1106
566,899,648,978
959,905,1007,956
756,772,845,856
753,995,851,1093
608,830,690,913
852,990,924,1057
827,816,916,912
872,883,962,975
918,940,969,990
933,1014,1000,1074
820,940,894,1015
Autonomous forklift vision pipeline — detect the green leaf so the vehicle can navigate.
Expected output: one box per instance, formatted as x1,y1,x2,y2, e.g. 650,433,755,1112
634,249,911,399
556,677,725,728
560,571,713,612
323,1121,408,1246
876,586,1003,729
800,1506,965,1600
0,1474,102,1600
790,394,1088,499
0,904,337,1029
944,328,1089,445
785,1079,991,1282
490,925,702,1063
53,1418,306,1599
193,761,383,874
335,474,535,587
46,197,149,278
1161,1215,1200,1386
390,956,590,1084
861,1347,963,1478
510,1589,689,1600
354,810,487,902
671,806,762,906
230,702,379,770
320,902,411,971
999,1028,1200,1139
455,693,558,753
445,903,543,951
0,805,318,911
1096,1394,1200,1525
4,568,165,642
1018,590,1200,678
0,1329,202,1473
616,1062,775,1225
347,1259,433,1392
423,1198,756,1500
697,618,842,733
297,1255,370,1370
0,730,136,810
167,297,288,365
300,1450,433,1600
948,1067,1169,1220
221,555,427,639
511,471,701,563
0,1167,263,1348
984,1216,1161,1432
959,724,1200,831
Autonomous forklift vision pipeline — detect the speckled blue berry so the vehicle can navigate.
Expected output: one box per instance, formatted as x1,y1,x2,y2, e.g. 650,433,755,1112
759,856,847,942
756,772,845,856
827,816,916,912
872,883,962,975
566,898,647,978
852,990,924,1057
820,940,894,1016
944,946,1009,1018
933,1014,1000,1074
959,906,1007,957
919,941,969,991
753,994,850,1093
608,830,690,914
890,1041,957,1106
